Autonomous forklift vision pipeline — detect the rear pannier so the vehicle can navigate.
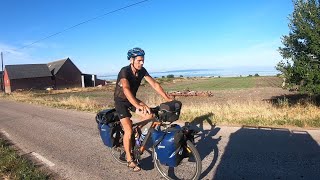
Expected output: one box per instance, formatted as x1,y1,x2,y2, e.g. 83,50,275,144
96,109,121,147
95,109,119,124
158,100,182,122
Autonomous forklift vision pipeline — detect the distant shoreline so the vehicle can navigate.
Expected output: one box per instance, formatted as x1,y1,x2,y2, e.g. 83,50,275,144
98,67,279,80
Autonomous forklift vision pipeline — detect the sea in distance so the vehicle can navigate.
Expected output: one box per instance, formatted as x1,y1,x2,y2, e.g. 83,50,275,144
98,66,279,80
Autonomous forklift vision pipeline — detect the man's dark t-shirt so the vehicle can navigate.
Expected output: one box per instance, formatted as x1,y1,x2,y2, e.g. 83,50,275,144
114,65,149,102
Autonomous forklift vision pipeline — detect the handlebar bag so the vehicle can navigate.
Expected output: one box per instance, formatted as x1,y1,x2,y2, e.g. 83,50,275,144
152,125,184,167
159,100,182,122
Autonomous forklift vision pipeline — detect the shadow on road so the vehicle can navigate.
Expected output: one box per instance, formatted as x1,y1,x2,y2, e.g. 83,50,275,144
267,94,320,107
188,113,221,179
213,126,320,180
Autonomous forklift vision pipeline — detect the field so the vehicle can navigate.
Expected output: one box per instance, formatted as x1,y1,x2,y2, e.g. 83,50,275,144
1,76,320,128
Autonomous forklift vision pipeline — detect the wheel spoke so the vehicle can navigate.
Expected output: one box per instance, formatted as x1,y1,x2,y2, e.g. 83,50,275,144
154,140,202,180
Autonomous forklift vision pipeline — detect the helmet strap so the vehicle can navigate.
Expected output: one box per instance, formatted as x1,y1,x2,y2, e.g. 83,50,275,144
130,58,139,76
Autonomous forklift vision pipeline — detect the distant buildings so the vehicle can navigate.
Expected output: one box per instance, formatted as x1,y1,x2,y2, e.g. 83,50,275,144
3,58,105,93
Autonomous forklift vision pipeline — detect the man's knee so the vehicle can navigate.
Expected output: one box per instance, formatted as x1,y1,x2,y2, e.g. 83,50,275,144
136,111,154,120
123,128,133,136
141,113,154,120
121,117,133,136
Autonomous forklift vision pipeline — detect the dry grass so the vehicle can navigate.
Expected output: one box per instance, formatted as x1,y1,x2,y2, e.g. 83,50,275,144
1,80,320,128
180,100,320,128
1,92,105,112
47,86,115,94
2,90,320,128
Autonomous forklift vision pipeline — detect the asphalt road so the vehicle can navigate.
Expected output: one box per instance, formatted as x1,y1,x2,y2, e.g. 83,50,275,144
1,99,320,180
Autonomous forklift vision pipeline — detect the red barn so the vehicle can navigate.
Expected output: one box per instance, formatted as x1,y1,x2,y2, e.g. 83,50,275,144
4,64,53,93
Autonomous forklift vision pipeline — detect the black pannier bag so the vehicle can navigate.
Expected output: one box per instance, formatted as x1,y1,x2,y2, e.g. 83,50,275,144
96,108,121,147
158,100,182,122
95,108,119,124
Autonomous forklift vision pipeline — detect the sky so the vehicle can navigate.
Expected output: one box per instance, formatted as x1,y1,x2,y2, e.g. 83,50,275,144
0,0,294,76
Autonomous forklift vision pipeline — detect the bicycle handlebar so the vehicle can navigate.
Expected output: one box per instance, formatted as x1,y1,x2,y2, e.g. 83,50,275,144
150,106,160,114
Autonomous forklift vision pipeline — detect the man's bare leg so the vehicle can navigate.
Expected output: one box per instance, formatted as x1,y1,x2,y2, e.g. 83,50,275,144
120,117,133,161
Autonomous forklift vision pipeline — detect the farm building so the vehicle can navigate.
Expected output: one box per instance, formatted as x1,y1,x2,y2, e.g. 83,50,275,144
4,64,53,93
47,58,83,89
3,58,101,93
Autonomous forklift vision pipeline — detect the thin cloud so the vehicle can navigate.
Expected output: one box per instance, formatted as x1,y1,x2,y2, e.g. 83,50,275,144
0,42,44,65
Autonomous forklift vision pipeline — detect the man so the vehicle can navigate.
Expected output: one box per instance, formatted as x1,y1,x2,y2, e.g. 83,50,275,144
114,47,173,172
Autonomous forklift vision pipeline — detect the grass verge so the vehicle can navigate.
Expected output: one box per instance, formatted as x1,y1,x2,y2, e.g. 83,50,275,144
1,76,319,128
180,100,320,128
1,92,107,113
1,90,320,128
0,137,50,180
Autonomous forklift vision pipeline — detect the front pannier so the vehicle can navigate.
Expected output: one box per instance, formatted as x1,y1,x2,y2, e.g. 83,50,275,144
96,109,121,147
158,100,182,122
152,124,184,167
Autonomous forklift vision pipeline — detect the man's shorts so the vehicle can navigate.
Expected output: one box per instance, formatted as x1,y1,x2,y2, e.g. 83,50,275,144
114,100,136,119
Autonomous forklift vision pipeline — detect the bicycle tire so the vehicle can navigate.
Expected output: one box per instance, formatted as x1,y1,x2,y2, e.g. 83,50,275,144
110,146,127,165
154,140,202,180
110,129,127,165
110,130,138,165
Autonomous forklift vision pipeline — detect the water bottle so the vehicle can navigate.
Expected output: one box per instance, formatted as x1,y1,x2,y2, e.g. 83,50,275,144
135,128,141,146
139,128,148,143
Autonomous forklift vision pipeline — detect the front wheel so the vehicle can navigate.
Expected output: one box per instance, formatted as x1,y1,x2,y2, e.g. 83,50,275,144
154,140,202,180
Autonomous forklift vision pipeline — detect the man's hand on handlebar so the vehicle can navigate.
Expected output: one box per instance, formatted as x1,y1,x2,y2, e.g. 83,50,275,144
166,97,174,102
136,102,151,115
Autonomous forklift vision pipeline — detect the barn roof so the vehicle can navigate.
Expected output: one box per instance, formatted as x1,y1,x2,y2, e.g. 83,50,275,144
5,64,52,80
47,58,69,75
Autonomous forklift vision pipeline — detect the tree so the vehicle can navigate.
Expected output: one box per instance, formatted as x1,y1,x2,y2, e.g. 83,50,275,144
277,0,320,94
167,74,175,78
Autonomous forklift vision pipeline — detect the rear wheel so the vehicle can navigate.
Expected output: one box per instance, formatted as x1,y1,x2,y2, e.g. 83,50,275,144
110,130,127,165
110,131,139,165
110,146,127,165
154,140,202,180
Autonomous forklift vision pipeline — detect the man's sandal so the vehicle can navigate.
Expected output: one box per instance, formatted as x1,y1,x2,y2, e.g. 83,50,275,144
127,160,141,172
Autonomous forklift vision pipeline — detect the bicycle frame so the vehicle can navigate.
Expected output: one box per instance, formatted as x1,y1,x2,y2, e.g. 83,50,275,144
132,119,162,154
132,117,195,155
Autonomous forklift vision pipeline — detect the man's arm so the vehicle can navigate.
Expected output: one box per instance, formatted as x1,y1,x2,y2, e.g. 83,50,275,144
144,75,173,102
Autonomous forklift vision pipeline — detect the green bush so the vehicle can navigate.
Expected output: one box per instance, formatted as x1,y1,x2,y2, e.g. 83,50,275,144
167,74,174,78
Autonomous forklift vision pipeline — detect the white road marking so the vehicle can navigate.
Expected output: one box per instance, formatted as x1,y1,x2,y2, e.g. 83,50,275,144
1,130,55,167
31,152,55,167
